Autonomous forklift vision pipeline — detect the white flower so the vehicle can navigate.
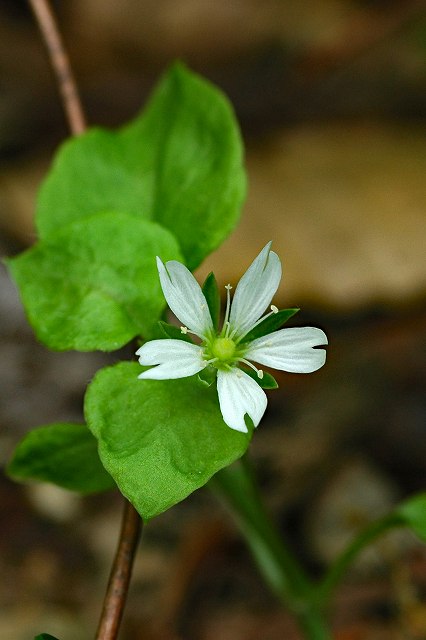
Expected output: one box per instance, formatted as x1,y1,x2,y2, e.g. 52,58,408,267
136,243,328,433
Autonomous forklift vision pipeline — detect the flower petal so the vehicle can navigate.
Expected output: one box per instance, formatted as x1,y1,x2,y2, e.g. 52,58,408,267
217,368,267,433
229,242,282,339
245,327,328,373
136,339,205,379
157,257,213,338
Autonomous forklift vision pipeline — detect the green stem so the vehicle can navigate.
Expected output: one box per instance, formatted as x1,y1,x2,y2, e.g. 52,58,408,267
317,513,404,605
210,456,332,639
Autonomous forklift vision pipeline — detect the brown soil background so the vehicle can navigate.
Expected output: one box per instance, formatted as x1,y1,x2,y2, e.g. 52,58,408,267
1,2,425,638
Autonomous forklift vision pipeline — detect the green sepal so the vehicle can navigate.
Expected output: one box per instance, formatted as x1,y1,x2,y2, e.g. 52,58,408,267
197,366,217,387
7,423,115,494
241,368,279,389
7,213,182,351
240,308,299,343
396,493,426,542
85,362,252,520
202,272,220,331
157,320,194,343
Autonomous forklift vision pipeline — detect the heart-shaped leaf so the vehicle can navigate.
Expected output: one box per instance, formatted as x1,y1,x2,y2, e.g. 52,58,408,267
7,423,115,494
36,63,246,269
85,362,252,520
7,212,182,351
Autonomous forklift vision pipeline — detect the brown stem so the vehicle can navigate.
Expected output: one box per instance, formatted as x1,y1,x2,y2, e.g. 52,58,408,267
27,2,143,638
95,501,143,640
28,0,86,135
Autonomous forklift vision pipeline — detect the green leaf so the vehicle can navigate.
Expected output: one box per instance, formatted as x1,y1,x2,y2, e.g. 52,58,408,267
240,308,299,343
242,368,279,389
157,320,194,343
34,633,60,640
85,362,252,520
396,493,426,542
202,272,220,330
36,62,246,269
7,213,182,351
7,423,115,494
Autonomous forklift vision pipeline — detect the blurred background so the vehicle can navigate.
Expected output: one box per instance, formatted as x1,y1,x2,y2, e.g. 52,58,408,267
0,1,425,638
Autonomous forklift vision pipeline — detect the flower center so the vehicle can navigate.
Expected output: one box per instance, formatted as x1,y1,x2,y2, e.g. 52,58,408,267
211,337,236,362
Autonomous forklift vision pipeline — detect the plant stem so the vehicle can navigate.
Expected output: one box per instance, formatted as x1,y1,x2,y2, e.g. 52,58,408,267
27,4,143,638
95,500,142,640
210,456,332,639
317,513,404,605
27,0,86,135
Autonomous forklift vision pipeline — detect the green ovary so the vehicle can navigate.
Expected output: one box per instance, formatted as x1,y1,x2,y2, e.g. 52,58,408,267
211,337,236,362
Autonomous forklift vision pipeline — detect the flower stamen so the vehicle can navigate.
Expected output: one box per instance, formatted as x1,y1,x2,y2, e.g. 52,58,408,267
181,325,210,341
223,284,232,337
137,245,327,433
233,304,280,342
240,358,264,379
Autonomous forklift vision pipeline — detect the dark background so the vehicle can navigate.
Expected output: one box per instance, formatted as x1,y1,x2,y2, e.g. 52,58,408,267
0,1,425,638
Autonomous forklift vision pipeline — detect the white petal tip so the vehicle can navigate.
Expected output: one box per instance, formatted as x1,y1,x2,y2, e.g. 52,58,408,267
156,256,165,270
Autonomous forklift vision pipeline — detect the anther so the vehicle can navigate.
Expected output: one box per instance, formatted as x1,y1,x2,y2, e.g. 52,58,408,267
241,305,280,337
240,358,263,379
180,326,188,334
223,284,233,336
